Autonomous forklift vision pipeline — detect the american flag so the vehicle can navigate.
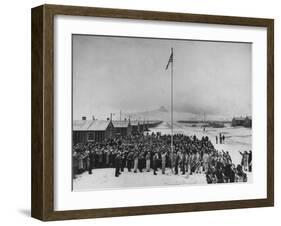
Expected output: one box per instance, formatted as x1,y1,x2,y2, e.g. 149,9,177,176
165,48,173,70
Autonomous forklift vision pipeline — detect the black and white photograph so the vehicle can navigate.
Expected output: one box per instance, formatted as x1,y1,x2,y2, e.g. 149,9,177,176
71,34,252,191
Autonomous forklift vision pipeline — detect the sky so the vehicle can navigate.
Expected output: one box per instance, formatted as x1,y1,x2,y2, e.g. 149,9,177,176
72,34,252,121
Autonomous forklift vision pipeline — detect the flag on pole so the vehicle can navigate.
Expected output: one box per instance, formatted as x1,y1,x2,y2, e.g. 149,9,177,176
165,48,173,70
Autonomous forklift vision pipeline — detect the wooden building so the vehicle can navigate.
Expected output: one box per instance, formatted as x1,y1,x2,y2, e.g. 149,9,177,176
112,120,132,137
73,119,115,144
232,116,252,128
244,116,252,128
139,121,148,132
130,120,140,135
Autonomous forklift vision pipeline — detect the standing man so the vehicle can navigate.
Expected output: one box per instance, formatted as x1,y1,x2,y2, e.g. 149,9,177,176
152,152,158,175
127,151,133,172
174,151,179,175
170,151,176,174
115,152,121,177
239,151,249,171
161,151,167,174
88,150,94,175
120,152,125,172
133,151,139,173
146,151,151,172
181,151,186,175
248,150,252,172
138,151,145,173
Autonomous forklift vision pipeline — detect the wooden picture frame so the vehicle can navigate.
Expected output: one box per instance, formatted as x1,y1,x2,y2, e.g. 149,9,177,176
31,4,274,221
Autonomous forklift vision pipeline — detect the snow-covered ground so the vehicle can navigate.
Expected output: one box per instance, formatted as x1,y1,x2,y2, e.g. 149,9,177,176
73,168,206,191
73,121,252,191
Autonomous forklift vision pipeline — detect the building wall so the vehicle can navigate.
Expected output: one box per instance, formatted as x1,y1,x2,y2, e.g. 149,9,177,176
232,118,252,127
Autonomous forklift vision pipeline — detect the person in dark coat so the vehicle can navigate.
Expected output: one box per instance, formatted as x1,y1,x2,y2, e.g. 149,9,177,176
88,150,94,175
115,152,122,177
126,151,133,172
216,160,225,183
152,153,158,175
181,152,186,175
72,151,78,179
138,152,145,172
146,152,151,172
174,152,180,175
120,152,126,172
133,152,139,173
248,150,252,172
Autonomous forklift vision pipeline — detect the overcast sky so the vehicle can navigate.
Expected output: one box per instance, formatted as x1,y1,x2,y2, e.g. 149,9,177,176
72,35,252,120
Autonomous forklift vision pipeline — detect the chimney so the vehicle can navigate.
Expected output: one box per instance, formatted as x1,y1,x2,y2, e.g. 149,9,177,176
82,116,87,120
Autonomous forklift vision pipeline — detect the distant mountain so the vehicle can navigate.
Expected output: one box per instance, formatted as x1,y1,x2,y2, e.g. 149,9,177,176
158,106,168,112
125,106,196,121
125,106,232,122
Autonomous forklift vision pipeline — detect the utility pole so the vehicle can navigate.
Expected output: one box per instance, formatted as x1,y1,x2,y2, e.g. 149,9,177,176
170,48,174,152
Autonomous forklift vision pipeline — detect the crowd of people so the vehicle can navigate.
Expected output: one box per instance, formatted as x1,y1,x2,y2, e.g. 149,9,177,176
72,133,251,184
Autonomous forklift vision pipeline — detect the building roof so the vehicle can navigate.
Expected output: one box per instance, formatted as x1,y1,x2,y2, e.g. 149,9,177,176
139,121,147,125
112,120,130,128
130,121,139,126
73,120,111,131
73,120,94,131
88,120,111,131
233,116,252,121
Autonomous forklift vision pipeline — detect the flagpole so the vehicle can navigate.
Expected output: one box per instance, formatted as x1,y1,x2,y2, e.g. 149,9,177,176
171,47,174,152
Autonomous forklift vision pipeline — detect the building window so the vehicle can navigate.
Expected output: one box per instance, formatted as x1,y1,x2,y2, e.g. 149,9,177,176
88,133,94,141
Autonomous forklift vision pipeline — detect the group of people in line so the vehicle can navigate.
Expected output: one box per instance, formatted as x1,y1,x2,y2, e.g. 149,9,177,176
72,133,252,184
215,133,225,144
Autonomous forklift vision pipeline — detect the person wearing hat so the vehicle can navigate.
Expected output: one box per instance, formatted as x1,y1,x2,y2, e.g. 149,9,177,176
161,151,167,174
133,151,139,173
181,151,187,175
138,151,145,173
152,152,158,175
126,151,134,172
88,150,95,175
248,150,252,172
170,151,176,174
115,152,122,177
174,151,180,175
146,151,151,172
